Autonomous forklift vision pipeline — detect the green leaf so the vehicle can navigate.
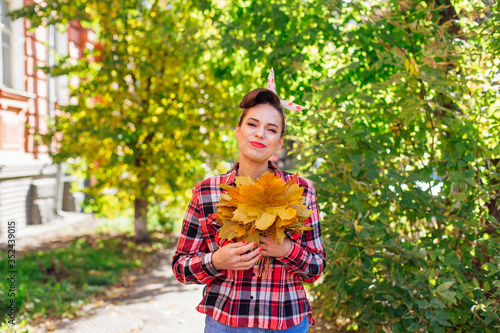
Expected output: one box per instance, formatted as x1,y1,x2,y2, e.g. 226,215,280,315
406,322,419,332
437,290,457,305
434,309,452,326
417,300,431,309
352,164,361,177
429,298,445,308
436,281,455,292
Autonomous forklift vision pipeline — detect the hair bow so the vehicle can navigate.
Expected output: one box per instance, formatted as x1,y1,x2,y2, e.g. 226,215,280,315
267,68,306,112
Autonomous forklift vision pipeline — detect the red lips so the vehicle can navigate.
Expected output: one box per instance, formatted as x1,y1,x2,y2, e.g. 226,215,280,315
250,141,266,148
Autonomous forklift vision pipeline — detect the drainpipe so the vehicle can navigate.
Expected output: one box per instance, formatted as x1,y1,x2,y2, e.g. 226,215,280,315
48,24,66,217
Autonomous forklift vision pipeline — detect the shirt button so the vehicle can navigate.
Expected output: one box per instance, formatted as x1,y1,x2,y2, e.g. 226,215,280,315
250,295,254,300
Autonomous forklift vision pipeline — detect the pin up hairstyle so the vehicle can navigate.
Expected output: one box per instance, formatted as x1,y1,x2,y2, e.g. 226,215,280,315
238,88,285,137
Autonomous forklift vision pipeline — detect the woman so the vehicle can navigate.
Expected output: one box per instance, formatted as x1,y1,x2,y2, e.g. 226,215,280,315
172,70,325,332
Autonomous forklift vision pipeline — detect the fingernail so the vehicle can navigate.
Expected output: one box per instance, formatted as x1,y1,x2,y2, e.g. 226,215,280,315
259,248,263,252
242,240,248,244
253,242,257,247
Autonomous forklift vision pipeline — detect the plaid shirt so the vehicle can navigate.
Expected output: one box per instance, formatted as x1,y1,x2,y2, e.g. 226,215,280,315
172,161,325,330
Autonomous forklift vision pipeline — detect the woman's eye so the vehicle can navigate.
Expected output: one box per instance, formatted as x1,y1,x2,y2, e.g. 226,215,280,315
268,129,277,133
248,123,257,127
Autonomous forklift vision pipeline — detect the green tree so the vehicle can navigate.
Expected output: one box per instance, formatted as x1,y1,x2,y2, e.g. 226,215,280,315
298,1,500,331
11,0,236,242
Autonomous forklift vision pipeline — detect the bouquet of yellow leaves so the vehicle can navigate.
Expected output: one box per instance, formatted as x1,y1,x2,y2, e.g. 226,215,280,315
215,171,313,276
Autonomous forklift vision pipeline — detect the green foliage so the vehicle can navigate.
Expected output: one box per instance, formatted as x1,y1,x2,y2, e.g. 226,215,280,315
298,1,500,332
94,204,180,234
0,233,172,327
9,0,238,240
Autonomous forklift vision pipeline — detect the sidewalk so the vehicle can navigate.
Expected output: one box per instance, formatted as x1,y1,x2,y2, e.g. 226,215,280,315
0,212,99,251
50,245,206,333
8,214,206,333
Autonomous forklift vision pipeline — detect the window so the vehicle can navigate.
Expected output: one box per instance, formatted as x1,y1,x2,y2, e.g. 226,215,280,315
0,0,12,87
0,0,24,90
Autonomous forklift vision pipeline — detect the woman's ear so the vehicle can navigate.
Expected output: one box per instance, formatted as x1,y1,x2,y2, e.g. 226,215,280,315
277,136,284,150
235,126,240,140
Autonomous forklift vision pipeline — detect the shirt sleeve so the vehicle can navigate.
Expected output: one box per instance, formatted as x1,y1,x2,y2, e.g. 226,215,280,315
277,183,326,283
172,187,225,285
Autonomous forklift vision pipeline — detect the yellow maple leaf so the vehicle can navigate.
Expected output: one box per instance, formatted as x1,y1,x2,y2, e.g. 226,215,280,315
240,204,261,217
215,171,316,277
354,220,364,234
232,208,256,224
255,212,276,230
277,207,296,220
219,220,247,240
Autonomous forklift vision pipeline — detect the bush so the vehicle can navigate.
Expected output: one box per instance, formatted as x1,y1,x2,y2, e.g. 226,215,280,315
297,1,500,331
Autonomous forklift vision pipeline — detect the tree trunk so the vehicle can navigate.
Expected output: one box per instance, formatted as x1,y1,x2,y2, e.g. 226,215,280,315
436,0,461,36
134,197,151,243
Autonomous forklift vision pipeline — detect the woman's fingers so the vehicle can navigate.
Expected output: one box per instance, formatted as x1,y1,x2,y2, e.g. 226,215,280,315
240,246,262,263
258,235,292,258
238,241,259,254
231,242,261,269
238,248,262,270
223,241,255,252
213,241,262,271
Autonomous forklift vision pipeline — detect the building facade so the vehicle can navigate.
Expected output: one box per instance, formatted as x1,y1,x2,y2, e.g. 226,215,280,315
0,0,89,234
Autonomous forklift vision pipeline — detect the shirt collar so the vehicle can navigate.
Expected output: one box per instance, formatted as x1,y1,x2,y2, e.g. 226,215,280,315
223,161,281,186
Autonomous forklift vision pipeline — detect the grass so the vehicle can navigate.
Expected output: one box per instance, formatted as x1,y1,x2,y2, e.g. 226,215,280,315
0,230,174,332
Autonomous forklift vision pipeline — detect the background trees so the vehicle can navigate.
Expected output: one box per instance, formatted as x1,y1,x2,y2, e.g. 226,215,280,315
11,0,237,242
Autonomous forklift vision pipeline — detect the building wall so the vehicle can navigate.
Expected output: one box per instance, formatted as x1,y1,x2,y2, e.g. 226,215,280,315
0,0,87,234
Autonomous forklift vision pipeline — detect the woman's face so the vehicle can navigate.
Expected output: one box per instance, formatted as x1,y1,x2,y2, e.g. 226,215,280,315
235,103,284,165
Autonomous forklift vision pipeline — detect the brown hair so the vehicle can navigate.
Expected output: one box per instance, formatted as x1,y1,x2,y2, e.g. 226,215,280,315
238,88,285,137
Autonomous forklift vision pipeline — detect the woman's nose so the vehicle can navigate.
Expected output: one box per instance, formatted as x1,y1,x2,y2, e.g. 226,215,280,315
254,126,264,138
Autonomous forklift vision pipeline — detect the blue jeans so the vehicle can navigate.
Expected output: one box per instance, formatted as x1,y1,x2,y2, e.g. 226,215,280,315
204,315,309,333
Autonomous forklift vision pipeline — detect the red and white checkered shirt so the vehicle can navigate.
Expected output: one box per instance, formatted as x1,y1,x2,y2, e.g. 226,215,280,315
172,161,326,330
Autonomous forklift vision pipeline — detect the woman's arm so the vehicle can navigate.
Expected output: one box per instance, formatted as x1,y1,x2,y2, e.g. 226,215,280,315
172,187,262,284
172,188,225,285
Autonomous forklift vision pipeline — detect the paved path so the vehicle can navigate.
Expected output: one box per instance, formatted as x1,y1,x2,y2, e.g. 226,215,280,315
8,214,206,333
0,212,99,251
51,246,206,333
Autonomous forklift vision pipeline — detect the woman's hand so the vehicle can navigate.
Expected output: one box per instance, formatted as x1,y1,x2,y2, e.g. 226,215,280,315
259,235,292,258
212,241,262,271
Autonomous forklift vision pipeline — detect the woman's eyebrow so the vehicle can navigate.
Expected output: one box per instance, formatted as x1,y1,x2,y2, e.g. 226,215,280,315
247,117,279,129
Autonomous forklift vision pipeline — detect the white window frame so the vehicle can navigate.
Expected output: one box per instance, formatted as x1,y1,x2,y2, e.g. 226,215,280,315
0,0,25,91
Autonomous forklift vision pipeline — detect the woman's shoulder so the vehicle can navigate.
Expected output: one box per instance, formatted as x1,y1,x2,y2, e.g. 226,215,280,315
192,172,232,193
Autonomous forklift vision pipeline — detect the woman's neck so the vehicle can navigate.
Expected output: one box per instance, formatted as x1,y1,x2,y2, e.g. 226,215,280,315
237,160,271,179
